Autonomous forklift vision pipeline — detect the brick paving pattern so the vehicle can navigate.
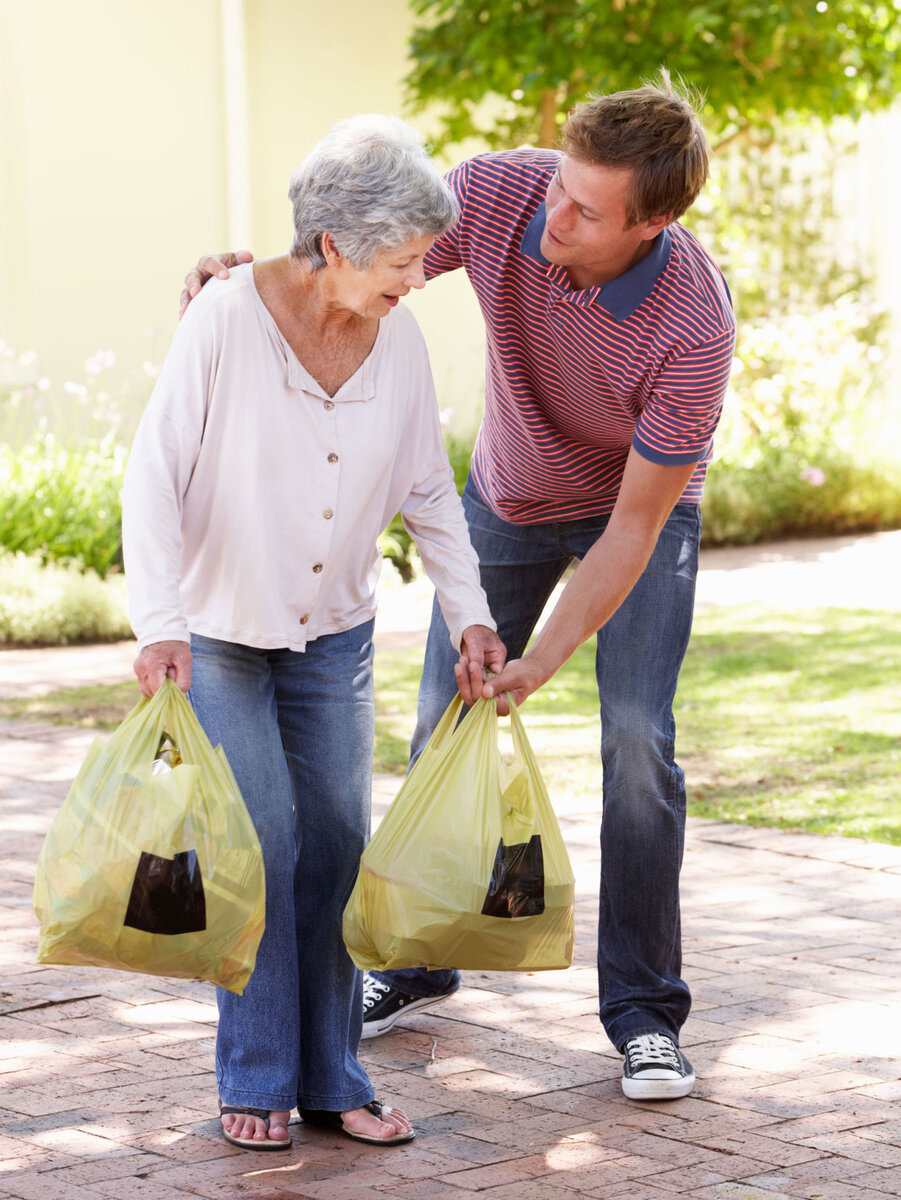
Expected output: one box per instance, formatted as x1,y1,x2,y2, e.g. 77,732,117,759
1,532,899,1198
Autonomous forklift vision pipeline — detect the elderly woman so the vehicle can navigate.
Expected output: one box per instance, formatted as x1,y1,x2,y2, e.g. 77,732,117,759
122,115,505,1150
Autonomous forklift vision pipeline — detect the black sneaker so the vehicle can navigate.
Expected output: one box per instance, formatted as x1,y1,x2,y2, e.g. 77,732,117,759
621,1033,695,1100
361,974,454,1039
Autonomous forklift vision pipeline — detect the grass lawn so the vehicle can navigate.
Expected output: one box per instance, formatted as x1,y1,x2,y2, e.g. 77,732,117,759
2,605,898,844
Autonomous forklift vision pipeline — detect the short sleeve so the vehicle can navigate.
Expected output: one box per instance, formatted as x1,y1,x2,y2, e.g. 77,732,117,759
633,327,735,466
423,159,474,280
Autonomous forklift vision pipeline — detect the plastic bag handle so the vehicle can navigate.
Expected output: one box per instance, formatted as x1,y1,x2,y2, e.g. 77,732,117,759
402,693,466,786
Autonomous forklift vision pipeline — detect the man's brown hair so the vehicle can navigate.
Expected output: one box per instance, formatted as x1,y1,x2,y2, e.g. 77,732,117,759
560,69,710,227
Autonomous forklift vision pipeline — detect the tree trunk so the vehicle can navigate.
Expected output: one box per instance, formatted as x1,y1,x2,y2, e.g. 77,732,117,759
538,88,559,147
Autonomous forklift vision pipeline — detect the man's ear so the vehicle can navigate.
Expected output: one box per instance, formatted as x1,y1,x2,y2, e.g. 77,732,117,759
640,212,672,241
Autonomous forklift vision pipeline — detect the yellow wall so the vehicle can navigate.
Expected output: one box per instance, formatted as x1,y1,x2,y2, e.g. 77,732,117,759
242,0,487,430
1,0,229,387
0,0,486,431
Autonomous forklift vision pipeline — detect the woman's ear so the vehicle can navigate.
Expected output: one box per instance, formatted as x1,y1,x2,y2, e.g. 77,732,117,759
321,231,342,266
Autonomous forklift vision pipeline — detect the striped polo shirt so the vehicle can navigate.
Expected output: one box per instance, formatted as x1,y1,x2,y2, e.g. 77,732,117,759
425,148,736,524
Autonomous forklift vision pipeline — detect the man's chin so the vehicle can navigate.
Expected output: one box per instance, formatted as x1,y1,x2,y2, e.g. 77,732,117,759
540,235,569,264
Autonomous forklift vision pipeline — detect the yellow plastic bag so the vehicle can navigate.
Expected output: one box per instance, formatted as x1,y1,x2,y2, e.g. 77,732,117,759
33,678,265,994
343,695,574,972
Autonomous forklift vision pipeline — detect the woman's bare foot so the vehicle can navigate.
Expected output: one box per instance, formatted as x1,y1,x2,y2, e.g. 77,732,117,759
221,1108,291,1147
341,1102,413,1141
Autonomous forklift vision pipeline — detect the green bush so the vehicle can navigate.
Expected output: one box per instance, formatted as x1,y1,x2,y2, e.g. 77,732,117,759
702,295,901,544
0,551,132,646
0,431,126,576
685,119,901,542
685,119,865,325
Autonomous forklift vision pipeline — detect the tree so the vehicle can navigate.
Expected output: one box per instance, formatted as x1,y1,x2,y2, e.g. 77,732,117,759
404,0,901,149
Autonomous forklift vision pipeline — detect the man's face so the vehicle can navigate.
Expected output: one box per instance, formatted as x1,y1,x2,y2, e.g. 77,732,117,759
539,156,668,290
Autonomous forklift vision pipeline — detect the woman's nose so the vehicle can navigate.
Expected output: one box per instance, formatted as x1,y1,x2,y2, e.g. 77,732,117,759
405,263,427,290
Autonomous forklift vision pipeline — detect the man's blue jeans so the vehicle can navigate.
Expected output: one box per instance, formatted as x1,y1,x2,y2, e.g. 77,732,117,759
189,624,376,1113
373,476,700,1051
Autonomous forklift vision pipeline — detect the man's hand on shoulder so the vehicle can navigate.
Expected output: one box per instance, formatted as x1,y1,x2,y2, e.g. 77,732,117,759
179,250,255,318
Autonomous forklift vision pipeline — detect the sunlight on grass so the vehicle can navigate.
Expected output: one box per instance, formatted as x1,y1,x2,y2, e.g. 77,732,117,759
677,606,901,843
371,606,901,846
4,606,898,845
0,680,140,728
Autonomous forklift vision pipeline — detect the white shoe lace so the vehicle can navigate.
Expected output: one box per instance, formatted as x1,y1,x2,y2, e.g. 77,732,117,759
625,1033,681,1070
362,974,392,1011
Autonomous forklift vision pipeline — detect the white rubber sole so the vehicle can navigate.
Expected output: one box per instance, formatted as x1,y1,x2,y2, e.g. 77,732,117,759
622,1070,696,1101
360,991,453,1039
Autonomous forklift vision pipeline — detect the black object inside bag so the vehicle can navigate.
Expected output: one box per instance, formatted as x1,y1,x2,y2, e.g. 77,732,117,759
481,834,545,918
124,849,207,935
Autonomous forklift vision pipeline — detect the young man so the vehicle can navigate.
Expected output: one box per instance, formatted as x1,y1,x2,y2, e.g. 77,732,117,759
182,74,735,1101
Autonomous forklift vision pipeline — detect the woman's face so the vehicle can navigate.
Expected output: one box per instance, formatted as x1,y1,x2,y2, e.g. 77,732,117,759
334,234,435,319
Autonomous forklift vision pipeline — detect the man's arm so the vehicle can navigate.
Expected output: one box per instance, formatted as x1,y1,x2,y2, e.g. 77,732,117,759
179,250,254,317
483,448,698,715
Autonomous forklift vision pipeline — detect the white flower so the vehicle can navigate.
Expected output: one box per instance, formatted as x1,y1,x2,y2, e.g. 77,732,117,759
85,349,115,374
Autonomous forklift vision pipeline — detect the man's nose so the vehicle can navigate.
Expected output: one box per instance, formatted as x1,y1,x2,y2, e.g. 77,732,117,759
547,196,575,230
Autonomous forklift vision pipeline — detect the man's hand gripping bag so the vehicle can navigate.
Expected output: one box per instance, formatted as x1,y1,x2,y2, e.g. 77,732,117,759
343,696,574,972
33,679,265,993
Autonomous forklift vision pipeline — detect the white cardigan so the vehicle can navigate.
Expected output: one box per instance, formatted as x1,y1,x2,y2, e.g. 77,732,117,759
123,264,493,653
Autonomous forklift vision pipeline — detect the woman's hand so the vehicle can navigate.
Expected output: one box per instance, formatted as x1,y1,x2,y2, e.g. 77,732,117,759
134,641,193,698
179,250,255,317
454,625,506,706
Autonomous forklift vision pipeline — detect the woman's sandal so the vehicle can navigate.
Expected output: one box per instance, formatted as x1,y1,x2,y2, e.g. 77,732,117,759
298,1099,415,1145
219,1102,292,1150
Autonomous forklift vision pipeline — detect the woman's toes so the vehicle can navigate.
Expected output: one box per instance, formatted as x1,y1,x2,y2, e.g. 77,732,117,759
222,1112,251,1140
379,1104,412,1135
222,1110,291,1143
342,1103,412,1140
268,1112,291,1141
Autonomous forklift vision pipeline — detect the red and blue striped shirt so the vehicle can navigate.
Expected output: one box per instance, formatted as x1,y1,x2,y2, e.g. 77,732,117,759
425,149,736,524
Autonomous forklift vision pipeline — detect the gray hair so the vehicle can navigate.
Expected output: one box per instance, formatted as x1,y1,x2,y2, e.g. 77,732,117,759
288,115,458,270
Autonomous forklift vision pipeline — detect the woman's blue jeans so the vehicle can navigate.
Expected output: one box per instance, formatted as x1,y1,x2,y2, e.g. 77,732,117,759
189,623,376,1113
373,476,700,1052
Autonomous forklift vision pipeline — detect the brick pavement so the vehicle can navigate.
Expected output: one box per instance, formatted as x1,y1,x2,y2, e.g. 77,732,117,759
1,532,900,1198
2,717,900,1199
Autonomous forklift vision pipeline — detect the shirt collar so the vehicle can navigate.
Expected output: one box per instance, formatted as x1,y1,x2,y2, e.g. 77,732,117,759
247,260,381,401
520,202,672,321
